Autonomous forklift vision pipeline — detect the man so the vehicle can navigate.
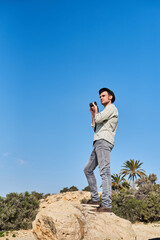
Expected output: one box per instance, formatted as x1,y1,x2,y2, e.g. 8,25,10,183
84,88,118,212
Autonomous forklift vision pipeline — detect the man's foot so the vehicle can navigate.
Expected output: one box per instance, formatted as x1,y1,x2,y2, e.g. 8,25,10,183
85,199,100,205
90,204,112,212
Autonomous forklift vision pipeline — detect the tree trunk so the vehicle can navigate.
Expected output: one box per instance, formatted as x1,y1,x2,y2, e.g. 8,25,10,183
133,175,135,189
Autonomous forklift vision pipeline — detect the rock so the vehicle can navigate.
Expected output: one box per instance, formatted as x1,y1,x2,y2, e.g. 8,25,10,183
40,191,91,207
132,222,160,240
32,191,137,240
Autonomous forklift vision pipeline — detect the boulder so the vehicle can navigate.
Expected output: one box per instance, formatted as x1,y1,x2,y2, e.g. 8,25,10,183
32,191,137,240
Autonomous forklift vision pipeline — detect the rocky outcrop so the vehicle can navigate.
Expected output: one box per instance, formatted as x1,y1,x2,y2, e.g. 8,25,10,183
32,191,137,240
132,222,160,240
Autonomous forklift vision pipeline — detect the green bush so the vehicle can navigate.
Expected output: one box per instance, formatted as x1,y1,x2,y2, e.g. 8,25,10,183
0,191,44,231
112,191,143,222
60,186,79,193
31,191,51,200
82,186,90,191
140,193,160,222
0,231,4,237
112,189,160,223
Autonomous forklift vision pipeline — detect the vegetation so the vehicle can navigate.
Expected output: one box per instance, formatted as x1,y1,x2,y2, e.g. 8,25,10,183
60,186,79,193
0,159,159,231
111,173,130,192
0,191,49,231
82,159,160,223
82,186,90,191
112,178,160,223
135,173,157,187
110,161,160,222
0,230,17,238
121,159,147,188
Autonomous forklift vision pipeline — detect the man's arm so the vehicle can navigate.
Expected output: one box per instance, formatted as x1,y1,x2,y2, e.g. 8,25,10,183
91,114,95,126
91,116,96,132
90,103,98,132
94,105,115,124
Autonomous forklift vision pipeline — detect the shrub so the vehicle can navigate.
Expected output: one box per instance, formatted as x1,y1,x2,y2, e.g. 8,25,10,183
140,193,160,222
0,231,4,237
82,186,90,191
60,186,79,193
80,198,88,204
112,191,143,222
31,191,50,200
0,192,41,231
112,189,160,223
69,186,79,191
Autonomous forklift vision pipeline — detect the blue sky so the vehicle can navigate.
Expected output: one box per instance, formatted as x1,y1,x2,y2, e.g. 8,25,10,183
0,1,160,196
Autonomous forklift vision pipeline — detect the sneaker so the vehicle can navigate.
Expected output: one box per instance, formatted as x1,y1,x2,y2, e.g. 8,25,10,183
86,199,100,205
91,204,112,212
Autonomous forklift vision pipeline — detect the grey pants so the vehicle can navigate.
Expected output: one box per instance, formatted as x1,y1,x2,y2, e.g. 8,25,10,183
84,139,114,208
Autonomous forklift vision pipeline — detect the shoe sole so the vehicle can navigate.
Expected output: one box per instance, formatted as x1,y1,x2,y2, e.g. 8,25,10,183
89,209,113,213
81,203,100,206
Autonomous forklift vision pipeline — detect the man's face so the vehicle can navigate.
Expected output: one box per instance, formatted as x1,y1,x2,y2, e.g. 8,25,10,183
100,91,112,105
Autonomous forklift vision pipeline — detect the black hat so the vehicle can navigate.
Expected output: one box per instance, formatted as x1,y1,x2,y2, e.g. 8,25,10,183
99,88,115,103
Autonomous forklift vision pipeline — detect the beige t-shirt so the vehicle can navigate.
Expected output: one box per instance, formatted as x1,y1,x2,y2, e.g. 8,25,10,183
91,103,118,145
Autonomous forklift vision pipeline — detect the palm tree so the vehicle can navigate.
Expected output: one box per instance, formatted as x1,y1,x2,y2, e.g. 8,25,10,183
111,173,125,192
121,159,147,188
121,179,131,190
148,173,157,184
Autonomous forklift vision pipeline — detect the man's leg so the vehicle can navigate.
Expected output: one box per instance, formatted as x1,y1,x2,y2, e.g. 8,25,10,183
95,140,113,208
84,148,99,202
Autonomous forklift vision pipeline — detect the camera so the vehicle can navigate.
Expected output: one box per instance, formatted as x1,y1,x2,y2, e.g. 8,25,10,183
89,101,97,108
89,101,99,112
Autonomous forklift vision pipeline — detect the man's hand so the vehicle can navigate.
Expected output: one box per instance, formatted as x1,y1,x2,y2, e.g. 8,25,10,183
90,103,98,116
